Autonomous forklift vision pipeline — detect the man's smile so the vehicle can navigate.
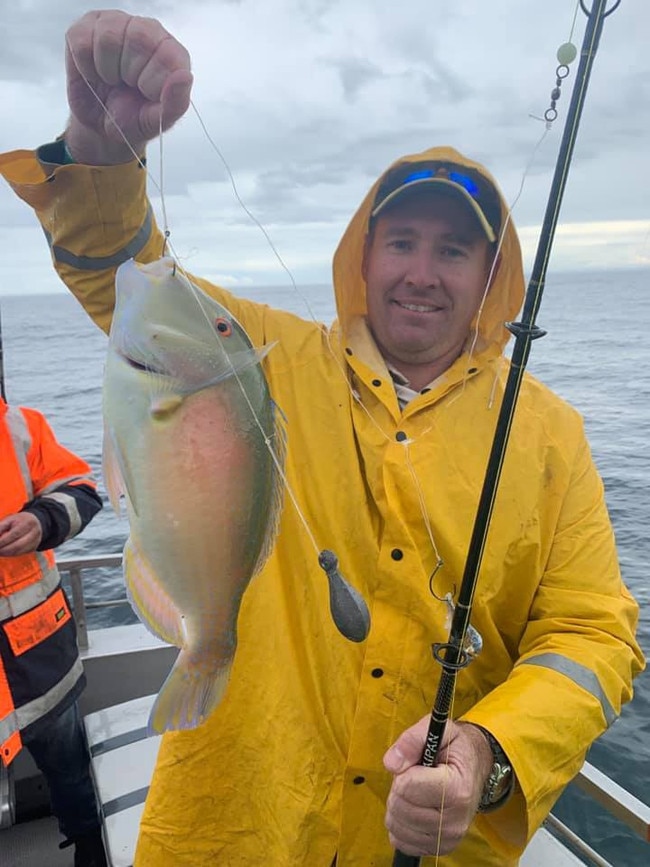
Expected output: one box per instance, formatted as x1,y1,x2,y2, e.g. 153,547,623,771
394,300,444,313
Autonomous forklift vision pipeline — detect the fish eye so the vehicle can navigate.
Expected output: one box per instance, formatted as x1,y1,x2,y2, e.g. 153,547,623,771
215,318,233,336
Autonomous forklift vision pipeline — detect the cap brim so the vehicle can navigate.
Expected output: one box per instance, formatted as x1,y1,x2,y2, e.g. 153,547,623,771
371,177,497,243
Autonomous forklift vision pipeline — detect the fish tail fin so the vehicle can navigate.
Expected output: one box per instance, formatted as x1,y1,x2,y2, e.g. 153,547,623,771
147,652,233,735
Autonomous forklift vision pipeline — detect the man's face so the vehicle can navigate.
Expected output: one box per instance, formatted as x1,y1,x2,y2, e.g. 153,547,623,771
362,191,495,385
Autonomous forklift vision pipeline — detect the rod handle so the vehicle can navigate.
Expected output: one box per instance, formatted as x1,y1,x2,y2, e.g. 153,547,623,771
392,851,421,867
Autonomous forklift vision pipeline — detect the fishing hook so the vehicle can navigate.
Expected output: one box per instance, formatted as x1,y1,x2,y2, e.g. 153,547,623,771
427,559,448,601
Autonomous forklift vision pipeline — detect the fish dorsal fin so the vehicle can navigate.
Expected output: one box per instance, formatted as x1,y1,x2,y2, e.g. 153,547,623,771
102,423,140,517
102,423,123,514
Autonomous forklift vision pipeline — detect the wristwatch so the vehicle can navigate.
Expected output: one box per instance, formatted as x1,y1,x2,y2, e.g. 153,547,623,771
475,726,514,813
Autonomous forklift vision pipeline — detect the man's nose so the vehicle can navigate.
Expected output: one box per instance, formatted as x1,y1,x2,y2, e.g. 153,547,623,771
405,251,440,288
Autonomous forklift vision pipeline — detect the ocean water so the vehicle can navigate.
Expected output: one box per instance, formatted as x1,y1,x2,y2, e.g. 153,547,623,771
1,267,648,864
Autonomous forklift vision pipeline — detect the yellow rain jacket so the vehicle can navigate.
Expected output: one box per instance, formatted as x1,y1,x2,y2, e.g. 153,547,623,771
0,144,643,866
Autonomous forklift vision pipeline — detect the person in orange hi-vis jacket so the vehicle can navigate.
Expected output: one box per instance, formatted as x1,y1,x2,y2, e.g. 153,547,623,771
0,395,107,867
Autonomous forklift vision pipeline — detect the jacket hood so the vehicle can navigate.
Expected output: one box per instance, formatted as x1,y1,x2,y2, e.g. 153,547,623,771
332,145,526,365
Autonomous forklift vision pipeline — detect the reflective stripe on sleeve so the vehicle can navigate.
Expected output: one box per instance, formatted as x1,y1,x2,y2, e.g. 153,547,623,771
0,565,61,620
40,475,94,496
44,202,154,271
5,407,32,497
0,656,84,746
40,490,82,539
518,652,618,726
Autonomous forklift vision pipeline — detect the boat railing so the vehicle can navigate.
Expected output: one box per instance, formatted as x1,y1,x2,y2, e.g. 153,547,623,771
55,553,650,858
57,552,126,651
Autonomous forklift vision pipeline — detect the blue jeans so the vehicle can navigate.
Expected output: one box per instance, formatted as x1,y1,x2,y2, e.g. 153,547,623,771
23,701,101,840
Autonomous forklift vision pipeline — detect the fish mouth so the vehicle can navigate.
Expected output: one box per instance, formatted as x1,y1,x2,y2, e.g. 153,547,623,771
122,354,167,376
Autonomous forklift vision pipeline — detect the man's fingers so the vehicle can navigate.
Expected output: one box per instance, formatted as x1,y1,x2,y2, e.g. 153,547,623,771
0,516,40,556
138,39,192,106
64,10,193,154
389,765,450,810
385,797,447,857
160,70,194,129
387,786,438,828
65,11,107,87
92,11,131,85
66,11,191,99
127,22,191,98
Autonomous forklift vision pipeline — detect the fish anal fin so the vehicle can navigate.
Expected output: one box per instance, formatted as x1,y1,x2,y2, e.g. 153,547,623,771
148,652,233,734
123,540,184,646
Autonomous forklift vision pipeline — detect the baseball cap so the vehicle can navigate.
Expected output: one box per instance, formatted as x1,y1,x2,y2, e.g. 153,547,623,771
370,161,501,243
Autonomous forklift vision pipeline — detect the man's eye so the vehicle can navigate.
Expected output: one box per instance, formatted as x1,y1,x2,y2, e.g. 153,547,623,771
389,239,412,251
441,246,465,258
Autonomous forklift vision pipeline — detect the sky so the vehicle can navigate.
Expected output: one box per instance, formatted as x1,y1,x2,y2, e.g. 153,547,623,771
0,0,648,296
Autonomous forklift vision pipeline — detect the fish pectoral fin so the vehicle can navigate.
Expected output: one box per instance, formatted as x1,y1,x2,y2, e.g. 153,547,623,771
255,340,277,361
150,394,184,419
148,653,233,734
123,540,184,646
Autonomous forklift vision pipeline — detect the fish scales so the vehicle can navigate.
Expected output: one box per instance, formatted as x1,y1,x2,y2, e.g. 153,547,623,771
102,257,284,734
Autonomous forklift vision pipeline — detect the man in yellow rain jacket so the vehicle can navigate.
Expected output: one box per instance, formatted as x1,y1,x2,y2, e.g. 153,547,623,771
0,10,644,866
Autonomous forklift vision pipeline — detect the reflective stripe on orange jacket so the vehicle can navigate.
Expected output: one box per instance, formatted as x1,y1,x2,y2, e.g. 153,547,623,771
0,401,97,765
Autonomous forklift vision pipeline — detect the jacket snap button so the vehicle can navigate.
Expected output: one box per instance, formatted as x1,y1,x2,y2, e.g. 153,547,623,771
353,776,365,785
391,549,403,561
395,431,407,442
371,668,384,678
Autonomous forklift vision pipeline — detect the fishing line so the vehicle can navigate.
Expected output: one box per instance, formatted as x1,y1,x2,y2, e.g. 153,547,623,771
187,97,566,619
569,0,582,42
464,0,586,402
63,38,348,560
64,36,374,641
457,122,552,406
69,27,561,623
152,121,322,556
157,113,172,255
63,16,579,650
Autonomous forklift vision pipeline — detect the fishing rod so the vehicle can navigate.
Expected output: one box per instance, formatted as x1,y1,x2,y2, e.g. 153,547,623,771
392,0,621,864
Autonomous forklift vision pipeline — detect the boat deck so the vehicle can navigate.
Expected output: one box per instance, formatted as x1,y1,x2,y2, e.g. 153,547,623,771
3,816,73,867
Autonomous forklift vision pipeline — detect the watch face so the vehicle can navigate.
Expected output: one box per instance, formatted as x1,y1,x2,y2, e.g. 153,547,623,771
475,727,514,812
491,763,513,799
480,762,513,810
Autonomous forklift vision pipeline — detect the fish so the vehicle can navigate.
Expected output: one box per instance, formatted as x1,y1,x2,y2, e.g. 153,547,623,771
102,257,285,734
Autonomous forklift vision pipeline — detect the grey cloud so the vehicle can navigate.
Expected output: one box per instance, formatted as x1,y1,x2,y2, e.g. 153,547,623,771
420,61,473,105
327,57,384,103
0,0,647,285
